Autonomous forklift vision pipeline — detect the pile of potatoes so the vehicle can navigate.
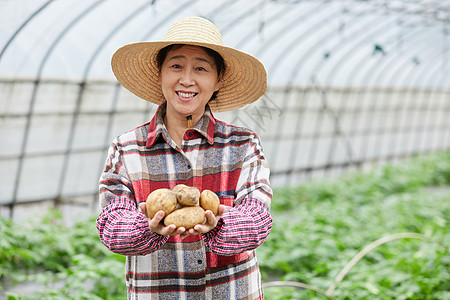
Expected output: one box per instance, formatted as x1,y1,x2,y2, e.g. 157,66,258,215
146,184,220,229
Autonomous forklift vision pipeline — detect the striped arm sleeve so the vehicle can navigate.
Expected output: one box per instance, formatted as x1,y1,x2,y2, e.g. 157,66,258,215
203,198,272,255
96,141,168,256
203,133,273,255
96,197,168,256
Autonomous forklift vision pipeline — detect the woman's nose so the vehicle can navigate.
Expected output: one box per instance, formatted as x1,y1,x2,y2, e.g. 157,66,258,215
179,69,195,86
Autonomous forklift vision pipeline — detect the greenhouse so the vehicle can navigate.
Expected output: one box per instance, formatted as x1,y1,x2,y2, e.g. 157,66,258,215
1,0,449,299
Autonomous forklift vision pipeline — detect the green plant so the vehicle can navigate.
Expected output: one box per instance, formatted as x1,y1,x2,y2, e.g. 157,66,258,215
0,210,126,299
259,151,450,299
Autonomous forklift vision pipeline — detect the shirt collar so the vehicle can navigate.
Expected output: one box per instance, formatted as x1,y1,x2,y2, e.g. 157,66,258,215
146,102,216,148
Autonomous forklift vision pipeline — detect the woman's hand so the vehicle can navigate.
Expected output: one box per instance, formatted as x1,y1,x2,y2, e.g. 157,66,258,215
139,202,187,236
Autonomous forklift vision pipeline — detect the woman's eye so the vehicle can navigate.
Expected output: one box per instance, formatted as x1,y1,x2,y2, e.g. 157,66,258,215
171,64,181,69
196,67,206,71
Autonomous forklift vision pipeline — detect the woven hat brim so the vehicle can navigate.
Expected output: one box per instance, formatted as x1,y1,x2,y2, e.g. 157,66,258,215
111,41,267,112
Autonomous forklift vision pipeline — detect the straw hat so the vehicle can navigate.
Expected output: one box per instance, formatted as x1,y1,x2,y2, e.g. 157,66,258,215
111,16,267,112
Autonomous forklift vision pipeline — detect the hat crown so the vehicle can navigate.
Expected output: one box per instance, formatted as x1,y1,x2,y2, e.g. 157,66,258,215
164,16,223,46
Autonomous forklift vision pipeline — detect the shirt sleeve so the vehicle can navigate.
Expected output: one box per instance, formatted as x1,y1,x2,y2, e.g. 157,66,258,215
96,140,168,256
202,132,273,255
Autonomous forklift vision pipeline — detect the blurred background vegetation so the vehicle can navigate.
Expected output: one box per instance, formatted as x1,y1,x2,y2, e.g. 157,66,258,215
1,152,449,299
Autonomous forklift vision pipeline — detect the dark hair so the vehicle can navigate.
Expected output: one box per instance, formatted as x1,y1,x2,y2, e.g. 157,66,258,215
155,44,225,101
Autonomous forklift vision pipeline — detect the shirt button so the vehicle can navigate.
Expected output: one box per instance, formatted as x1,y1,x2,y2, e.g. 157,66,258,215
197,260,202,265
187,165,191,169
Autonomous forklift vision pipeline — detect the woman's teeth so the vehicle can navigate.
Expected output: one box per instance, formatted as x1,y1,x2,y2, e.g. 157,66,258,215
178,91,196,98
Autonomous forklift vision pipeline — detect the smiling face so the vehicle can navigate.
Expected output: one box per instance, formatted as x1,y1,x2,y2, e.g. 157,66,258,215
158,45,221,122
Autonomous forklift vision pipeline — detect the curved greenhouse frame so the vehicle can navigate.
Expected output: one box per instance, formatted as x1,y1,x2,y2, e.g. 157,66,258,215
1,0,449,218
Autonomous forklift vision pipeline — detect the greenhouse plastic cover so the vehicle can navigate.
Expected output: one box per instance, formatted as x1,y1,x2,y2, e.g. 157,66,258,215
0,0,449,209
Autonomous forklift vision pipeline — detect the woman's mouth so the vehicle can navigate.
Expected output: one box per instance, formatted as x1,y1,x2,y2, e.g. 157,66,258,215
177,91,197,100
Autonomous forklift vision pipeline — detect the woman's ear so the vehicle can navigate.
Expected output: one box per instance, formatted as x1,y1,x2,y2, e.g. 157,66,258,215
214,77,222,92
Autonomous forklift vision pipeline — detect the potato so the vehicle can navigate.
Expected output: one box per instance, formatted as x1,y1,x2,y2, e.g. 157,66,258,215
164,206,206,229
173,184,200,206
146,188,177,219
200,189,220,216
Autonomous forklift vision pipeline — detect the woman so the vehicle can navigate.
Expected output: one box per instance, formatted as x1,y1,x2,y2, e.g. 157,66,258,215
96,16,273,299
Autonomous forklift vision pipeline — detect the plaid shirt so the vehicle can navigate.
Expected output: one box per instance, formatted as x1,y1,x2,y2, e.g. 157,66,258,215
96,103,273,299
